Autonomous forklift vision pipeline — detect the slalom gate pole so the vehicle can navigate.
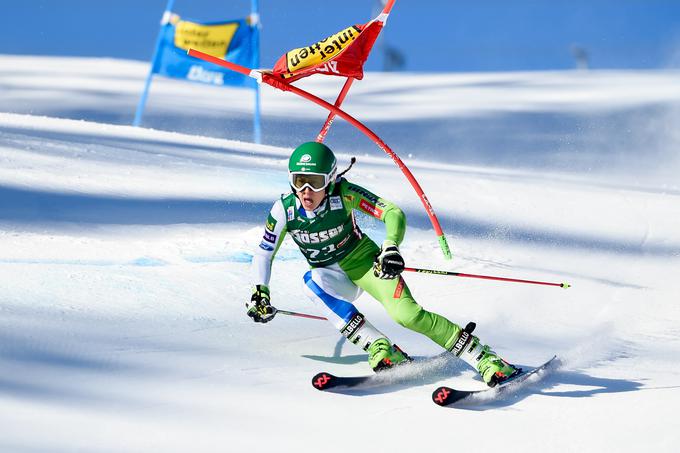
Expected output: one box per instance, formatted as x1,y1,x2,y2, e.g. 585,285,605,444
133,0,176,127
268,75,453,260
276,309,328,321
404,267,571,289
251,0,262,144
316,0,395,143
186,48,452,260
316,77,355,143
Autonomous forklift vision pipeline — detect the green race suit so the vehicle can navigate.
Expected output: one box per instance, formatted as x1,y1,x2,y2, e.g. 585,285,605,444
251,178,461,350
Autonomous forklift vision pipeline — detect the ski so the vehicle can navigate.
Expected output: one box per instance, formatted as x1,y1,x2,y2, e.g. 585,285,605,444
311,372,372,391
431,355,558,407
311,352,451,392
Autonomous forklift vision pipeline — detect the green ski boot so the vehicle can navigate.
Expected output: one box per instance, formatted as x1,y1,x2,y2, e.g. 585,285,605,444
476,347,520,387
367,338,411,372
450,322,521,387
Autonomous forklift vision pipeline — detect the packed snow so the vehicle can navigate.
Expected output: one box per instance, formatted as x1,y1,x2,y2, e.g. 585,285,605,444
1,55,679,452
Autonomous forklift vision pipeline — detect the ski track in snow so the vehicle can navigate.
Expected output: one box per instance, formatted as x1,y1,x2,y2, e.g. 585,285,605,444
0,56,680,452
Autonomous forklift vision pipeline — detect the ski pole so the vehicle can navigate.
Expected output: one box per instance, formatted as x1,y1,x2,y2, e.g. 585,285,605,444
404,267,571,289
276,309,328,321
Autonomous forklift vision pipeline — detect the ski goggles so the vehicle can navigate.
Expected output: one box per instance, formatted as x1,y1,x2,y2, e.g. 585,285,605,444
289,172,331,192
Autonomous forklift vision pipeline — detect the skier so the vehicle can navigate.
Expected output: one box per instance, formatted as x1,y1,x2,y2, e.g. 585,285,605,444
247,142,520,386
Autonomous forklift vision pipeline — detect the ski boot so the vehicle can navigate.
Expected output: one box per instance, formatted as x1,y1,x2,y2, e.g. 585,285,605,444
450,322,521,387
368,338,411,372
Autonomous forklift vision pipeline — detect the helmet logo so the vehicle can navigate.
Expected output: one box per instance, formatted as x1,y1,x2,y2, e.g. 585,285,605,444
296,153,316,168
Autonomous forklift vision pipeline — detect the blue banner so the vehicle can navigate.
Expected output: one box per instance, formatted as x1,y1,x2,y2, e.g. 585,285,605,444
153,14,257,88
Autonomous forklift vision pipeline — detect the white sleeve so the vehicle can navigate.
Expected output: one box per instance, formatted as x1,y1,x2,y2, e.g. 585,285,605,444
251,199,287,287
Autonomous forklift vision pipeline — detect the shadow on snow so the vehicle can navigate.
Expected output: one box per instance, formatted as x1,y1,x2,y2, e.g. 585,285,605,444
454,368,645,411
1,184,677,258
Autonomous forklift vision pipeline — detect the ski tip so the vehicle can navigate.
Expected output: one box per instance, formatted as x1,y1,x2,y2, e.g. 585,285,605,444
561,283,571,288
311,372,337,391
432,386,455,406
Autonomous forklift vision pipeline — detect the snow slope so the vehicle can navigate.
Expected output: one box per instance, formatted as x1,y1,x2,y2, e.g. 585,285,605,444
1,56,680,452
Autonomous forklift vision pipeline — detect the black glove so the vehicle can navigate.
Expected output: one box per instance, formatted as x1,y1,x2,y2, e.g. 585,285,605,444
247,285,276,323
373,241,405,279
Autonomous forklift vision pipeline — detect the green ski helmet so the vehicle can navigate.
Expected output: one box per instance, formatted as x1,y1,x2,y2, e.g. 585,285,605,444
288,142,338,193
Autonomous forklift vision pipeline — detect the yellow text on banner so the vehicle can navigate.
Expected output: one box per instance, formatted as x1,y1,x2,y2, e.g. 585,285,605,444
285,25,362,74
174,21,239,59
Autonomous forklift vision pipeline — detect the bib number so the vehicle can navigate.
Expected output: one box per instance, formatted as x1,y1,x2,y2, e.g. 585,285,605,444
304,243,337,260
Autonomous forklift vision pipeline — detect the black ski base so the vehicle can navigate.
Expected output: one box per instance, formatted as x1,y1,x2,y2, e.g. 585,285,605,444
432,355,558,407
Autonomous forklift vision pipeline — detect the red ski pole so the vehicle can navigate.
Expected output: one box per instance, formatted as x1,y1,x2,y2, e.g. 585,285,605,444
276,309,327,321
404,267,571,289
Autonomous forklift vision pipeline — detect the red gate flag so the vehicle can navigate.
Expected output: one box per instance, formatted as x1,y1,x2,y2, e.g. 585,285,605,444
271,14,386,82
